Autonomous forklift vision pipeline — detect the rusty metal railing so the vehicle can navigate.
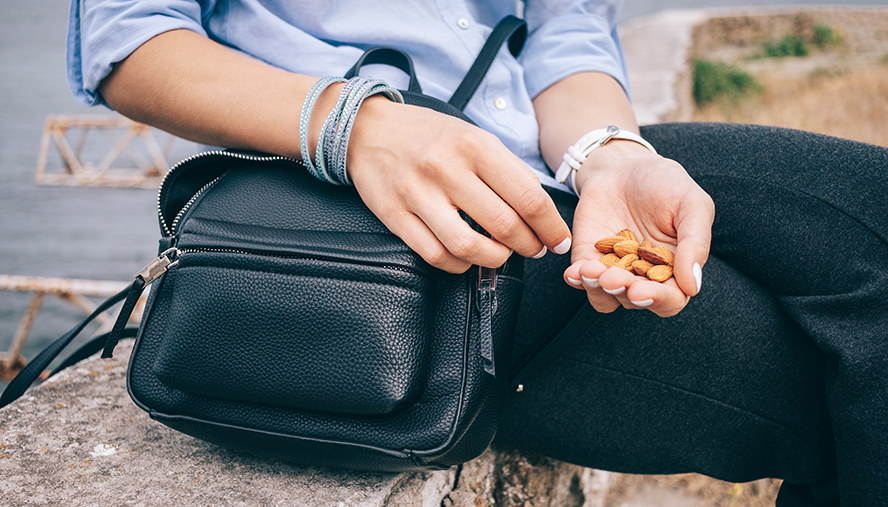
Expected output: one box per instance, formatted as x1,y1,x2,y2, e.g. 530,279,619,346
0,275,146,381
35,115,178,189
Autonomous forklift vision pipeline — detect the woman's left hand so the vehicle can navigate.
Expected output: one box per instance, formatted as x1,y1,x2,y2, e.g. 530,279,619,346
563,141,715,317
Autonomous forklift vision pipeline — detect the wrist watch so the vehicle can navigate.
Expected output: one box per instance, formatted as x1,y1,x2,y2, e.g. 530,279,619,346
554,125,657,194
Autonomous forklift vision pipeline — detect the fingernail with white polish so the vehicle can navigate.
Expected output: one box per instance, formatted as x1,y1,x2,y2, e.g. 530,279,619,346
603,286,626,296
581,276,600,288
693,262,703,293
567,277,583,287
552,237,571,255
631,299,654,307
533,246,547,259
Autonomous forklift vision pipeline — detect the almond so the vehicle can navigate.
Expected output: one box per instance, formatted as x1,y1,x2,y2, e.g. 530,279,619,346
594,236,624,254
641,239,652,249
646,264,673,282
618,253,639,270
599,253,622,268
631,259,654,276
613,240,639,258
637,246,671,266
617,229,638,242
653,246,675,266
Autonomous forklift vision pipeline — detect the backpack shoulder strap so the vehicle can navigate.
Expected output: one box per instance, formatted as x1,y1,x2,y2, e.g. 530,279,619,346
346,15,527,113
448,15,527,111
0,284,135,409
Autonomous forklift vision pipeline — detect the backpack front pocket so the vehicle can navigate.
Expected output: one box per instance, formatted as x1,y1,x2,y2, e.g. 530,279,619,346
152,247,434,416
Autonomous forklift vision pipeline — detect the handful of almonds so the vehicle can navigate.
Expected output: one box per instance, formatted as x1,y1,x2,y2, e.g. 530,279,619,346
594,229,675,283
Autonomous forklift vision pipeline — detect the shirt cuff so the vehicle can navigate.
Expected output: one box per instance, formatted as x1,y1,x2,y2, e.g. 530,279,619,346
519,13,629,101
67,0,207,106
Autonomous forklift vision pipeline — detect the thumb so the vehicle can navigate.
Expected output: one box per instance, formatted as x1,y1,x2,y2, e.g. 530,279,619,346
672,191,714,297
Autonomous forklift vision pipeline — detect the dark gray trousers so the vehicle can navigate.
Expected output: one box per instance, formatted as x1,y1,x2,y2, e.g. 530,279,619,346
494,123,888,507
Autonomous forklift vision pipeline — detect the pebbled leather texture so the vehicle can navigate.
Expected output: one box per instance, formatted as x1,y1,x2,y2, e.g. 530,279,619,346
128,159,525,470
152,252,434,415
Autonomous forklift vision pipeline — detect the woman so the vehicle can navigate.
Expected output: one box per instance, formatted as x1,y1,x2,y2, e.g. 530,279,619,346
68,0,888,504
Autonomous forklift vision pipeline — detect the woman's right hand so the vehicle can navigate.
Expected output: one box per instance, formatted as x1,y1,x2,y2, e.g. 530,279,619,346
98,30,568,273
346,96,572,273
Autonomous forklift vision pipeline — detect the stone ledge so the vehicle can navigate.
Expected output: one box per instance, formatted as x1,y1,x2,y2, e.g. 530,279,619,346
0,340,611,506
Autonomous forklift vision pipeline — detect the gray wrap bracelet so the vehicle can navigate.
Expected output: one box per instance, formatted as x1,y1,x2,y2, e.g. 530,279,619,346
300,76,404,185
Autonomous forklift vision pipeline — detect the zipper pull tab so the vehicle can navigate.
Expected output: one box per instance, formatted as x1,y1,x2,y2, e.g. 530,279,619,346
101,248,179,359
478,266,498,377
135,247,179,284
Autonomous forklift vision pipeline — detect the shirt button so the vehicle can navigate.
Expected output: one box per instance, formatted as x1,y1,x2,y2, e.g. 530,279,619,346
457,18,470,30
494,97,507,110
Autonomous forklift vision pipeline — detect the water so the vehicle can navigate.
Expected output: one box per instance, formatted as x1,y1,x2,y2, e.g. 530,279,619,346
2,0,887,375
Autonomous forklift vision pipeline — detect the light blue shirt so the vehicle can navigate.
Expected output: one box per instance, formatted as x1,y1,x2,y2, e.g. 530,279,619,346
67,0,629,189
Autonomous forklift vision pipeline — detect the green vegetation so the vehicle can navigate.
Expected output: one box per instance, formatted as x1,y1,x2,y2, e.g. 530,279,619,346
753,24,845,59
763,34,809,58
693,59,763,106
812,24,844,50
881,53,888,65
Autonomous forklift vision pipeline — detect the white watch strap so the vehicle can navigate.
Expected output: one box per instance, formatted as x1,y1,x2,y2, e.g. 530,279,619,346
554,126,657,193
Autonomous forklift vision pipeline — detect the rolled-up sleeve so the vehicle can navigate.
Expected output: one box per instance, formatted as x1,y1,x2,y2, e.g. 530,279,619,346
520,0,629,100
67,0,211,106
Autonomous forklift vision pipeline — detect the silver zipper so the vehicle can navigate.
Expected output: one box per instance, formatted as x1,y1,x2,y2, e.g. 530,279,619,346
179,247,264,257
477,265,497,291
157,150,299,236
167,176,222,235
178,247,417,274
